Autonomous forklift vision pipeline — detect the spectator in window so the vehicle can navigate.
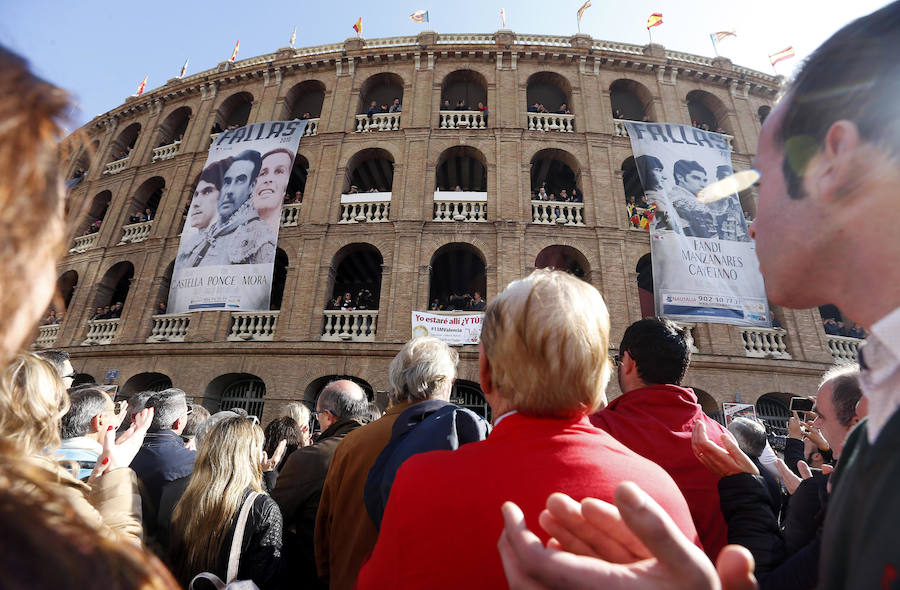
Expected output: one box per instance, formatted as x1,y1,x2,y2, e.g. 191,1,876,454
300,112,310,120
388,98,401,113
157,301,167,315
559,189,569,202
365,101,378,118
340,292,354,310
570,187,582,202
348,185,359,194
141,207,154,222
454,185,463,192
477,101,488,123
253,148,293,232
527,102,540,113
847,322,865,339
293,190,303,203
356,289,374,310
429,298,441,310
100,305,111,319
442,99,451,110
557,103,571,114
470,291,485,311
90,306,103,320
110,302,123,319
613,108,623,119
455,99,467,111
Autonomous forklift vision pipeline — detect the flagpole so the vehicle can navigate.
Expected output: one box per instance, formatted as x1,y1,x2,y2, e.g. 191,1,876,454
710,35,719,57
648,28,653,44
577,17,581,34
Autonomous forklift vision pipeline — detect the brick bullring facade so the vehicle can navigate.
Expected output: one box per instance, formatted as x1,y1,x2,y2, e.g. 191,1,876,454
45,31,858,430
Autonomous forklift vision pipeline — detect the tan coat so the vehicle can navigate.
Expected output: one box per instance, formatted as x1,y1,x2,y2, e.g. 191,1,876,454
314,401,413,590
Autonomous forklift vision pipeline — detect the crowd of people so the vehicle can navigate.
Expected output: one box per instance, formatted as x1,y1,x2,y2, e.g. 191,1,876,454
89,302,124,321
532,184,583,203
128,207,156,224
823,318,866,339
527,101,570,114
2,4,900,589
325,289,376,311
363,98,402,117
429,290,486,311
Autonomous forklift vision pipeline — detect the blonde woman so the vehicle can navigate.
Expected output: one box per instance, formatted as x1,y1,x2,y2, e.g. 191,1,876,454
284,401,311,447
170,416,284,588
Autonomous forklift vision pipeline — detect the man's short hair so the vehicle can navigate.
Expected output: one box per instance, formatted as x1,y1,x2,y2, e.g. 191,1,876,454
727,417,767,459
34,350,70,376
145,388,188,431
672,160,705,184
480,269,612,417
820,363,862,427
778,2,900,198
388,337,458,404
60,386,108,440
230,149,262,183
182,403,210,438
619,318,692,386
317,380,368,421
126,390,155,418
198,157,232,191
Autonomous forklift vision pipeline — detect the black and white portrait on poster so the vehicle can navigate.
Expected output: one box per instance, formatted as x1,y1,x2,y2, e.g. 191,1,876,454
624,121,770,327
168,120,307,313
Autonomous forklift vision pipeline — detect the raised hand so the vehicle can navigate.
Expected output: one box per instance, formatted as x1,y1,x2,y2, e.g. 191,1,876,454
89,407,153,483
691,421,759,478
261,439,287,472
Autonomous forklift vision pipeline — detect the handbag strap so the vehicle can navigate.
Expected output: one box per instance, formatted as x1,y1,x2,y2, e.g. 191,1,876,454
226,491,261,583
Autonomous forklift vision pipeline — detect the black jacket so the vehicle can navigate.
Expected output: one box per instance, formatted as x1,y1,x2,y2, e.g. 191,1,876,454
132,430,195,539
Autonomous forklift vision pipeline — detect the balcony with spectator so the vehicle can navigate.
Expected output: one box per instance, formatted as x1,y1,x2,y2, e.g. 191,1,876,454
433,146,488,222
530,149,585,226
439,70,488,129
355,73,403,132
340,149,393,223
525,72,574,132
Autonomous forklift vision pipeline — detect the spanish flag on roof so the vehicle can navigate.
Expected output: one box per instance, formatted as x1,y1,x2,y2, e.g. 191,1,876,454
353,17,362,36
768,46,795,66
647,13,663,29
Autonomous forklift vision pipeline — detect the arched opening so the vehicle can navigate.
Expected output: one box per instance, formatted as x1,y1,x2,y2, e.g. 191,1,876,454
284,80,326,120
154,260,175,315
270,249,289,311
526,72,572,113
156,106,191,146
120,372,173,398
687,90,729,133
285,154,309,203
440,70,488,111
92,261,135,314
429,243,487,310
79,191,111,236
530,149,581,200
758,105,771,125
127,176,165,223
610,79,652,121
326,244,383,310
450,379,491,421
56,271,78,311
535,246,590,281
358,73,404,114
756,392,792,436
213,92,254,132
819,305,865,338
344,148,394,193
621,156,662,230
71,148,91,180
108,123,140,161
435,146,487,192
693,388,724,424
204,373,267,417
636,253,654,318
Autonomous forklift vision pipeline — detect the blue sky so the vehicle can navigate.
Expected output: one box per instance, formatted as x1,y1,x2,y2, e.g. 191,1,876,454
2,0,891,130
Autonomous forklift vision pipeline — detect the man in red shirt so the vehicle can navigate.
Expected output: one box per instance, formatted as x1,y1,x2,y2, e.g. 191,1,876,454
591,317,729,560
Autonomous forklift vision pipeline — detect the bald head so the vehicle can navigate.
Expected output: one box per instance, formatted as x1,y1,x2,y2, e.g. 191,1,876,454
316,379,368,430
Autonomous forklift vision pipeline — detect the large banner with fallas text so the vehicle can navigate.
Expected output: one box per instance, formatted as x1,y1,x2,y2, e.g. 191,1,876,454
624,121,770,327
168,120,307,313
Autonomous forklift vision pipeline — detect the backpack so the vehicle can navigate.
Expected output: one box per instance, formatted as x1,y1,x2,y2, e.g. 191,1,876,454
189,492,261,590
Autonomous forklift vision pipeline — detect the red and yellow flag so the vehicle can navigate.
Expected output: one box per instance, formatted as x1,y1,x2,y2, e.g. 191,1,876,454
136,75,148,96
230,40,240,62
712,30,736,42
352,17,362,36
577,1,591,21
647,13,663,29
768,46,795,66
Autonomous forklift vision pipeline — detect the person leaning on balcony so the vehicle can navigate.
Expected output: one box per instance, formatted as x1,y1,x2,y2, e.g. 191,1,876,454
365,101,378,117
389,98,401,113
442,98,451,110
455,99,468,111
557,103,571,115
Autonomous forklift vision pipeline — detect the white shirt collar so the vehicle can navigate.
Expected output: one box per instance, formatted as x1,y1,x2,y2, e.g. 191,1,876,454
859,306,900,443
870,306,900,360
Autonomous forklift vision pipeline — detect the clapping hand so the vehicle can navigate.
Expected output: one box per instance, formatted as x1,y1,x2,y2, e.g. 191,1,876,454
691,421,759,478
261,439,287,472
89,407,153,484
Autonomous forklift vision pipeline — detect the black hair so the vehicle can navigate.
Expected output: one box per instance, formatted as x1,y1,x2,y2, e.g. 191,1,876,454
619,317,692,386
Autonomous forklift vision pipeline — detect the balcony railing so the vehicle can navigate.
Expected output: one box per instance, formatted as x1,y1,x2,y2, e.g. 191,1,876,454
103,158,129,175
151,141,181,162
227,311,279,341
826,334,861,364
740,327,790,360
280,203,302,226
321,310,378,342
527,113,574,132
209,132,221,145
35,324,61,349
304,118,320,136
613,119,735,150
530,201,585,226
355,112,401,132
147,313,191,342
433,191,487,222
69,233,99,254
82,318,120,345
439,110,486,129
339,193,391,223
118,220,153,244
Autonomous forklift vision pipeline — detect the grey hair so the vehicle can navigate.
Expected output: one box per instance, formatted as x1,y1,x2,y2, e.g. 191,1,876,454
317,380,368,421
727,417,768,459
182,403,211,438
195,410,239,445
60,386,109,440
35,349,71,377
127,390,155,418
820,363,862,427
145,388,188,431
284,401,311,430
387,337,458,404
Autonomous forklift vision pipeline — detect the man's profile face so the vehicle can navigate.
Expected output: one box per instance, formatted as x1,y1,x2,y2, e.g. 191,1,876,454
812,382,849,457
61,359,75,389
190,180,219,229
679,169,707,195
219,159,256,222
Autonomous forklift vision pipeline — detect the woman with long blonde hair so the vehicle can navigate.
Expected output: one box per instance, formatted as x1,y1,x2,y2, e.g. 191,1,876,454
170,416,283,588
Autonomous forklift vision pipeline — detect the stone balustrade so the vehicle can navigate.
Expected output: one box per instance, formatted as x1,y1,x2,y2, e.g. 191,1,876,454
613,119,734,150
826,335,861,364
147,314,191,342
527,112,574,132
304,118,320,136
69,233,99,254
439,110,486,129
118,220,153,244
339,193,391,223
82,318,120,345
740,327,791,359
103,158,129,175
321,310,378,342
151,141,181,162
280,203,302,226
227,311,279,341
530,201,585,226
209,132,221,145
35,324,60,348
355,113,401,132
433,191,487,222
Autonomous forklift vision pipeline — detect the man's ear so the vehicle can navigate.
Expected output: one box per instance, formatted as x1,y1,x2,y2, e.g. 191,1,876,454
478,342,494,396
173,415,186,432
90,413,103,434
809,120,861,202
